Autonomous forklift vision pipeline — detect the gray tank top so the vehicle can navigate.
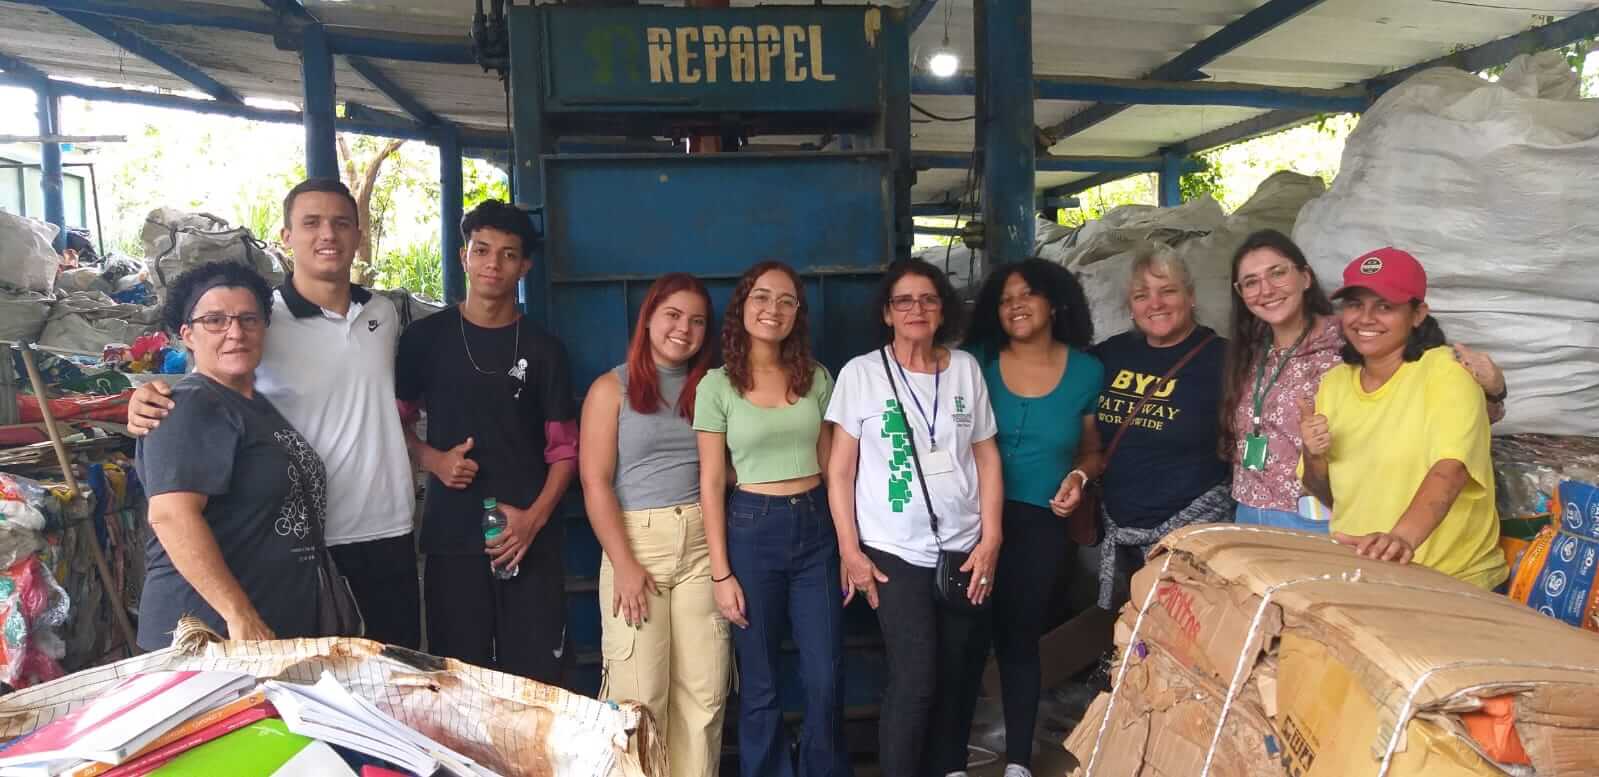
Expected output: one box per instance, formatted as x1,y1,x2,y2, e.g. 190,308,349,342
614,363,701,510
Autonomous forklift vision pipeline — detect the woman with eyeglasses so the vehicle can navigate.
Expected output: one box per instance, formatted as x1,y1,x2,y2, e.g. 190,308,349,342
959,258,1099,777
1222,230,1506,532
826,259,1002,777
695,261,848,777
135,261,327,649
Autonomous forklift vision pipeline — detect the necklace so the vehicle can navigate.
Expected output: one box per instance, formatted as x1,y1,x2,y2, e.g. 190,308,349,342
460,310,521,376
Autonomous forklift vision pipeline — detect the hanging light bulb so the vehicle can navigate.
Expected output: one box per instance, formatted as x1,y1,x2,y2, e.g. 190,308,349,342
928,48,960,78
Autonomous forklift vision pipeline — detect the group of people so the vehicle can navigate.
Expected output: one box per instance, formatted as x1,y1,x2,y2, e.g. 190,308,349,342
127,175,1513,777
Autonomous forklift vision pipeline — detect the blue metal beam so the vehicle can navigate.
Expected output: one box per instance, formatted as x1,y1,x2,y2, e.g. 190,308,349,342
54,10,243,104
907,0,942,33
439,125,465,305
1157,151,1184,207
9,0,475,64
37,87,66,251
913,196,1079,217
1044,0,1327,141
981,0,1035,267
0,73,509,156
12,0,277,34
1169,7,1599,159
345,56,440,127
911,73,1368,113
916,152,1203,175
1372,6,1599,92
300,24,338,179
914,225,964,237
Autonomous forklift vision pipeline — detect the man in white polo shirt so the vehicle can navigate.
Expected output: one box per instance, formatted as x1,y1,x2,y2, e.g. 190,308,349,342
126,178,421,649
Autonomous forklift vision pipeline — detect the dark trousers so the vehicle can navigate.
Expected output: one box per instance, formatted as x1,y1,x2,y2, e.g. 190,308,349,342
329,533,422,650
867,546,991,777
726,486,850,777
988,501,1067,768
424,521,566,686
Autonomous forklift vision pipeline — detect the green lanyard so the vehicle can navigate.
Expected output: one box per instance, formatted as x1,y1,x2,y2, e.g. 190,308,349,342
1250,322,1312,432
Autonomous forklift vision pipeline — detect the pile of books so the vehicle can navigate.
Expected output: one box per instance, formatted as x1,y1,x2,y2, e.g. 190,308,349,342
0,670,503,777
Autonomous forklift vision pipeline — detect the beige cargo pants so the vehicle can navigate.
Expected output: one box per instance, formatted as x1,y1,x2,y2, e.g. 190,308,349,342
599,503,732,777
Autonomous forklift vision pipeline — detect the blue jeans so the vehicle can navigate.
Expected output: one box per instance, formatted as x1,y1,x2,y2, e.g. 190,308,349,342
1234,503,1328,534
726,486,851,777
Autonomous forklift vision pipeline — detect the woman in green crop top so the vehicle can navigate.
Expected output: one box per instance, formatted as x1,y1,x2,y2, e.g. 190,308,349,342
693,261,848,777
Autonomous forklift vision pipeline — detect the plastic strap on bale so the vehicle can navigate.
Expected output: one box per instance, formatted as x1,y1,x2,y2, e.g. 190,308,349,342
1376,660,1599,777
1083,553,1174,777
1159,525,1587,777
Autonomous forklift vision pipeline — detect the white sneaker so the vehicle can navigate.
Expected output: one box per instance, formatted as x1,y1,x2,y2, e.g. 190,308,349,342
1003,766,1034,777
944,772,969,777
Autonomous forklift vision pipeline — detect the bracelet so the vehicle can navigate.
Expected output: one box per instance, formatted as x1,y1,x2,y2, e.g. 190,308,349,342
1486,387,1508,404
712,571,734,583
1069,468,1090,486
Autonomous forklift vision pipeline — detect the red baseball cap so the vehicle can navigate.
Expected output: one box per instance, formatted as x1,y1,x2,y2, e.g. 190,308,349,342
1332,247,1428,304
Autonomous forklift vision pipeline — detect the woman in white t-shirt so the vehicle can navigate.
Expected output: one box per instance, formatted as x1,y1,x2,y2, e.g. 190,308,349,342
825,259,1003,777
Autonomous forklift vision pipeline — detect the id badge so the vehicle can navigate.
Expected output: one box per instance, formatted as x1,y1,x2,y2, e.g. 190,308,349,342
1242,434,1269,471
921,448,955,476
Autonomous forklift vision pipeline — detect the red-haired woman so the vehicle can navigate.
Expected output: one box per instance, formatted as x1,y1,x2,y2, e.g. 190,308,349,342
695,262,847,777
579,273,728,777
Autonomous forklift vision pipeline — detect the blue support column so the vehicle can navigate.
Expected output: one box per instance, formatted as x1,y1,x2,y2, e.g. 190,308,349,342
1158,151,1184,208
300,23,338,178
36,87,66,251
439,126,466,305
979,0,1034,268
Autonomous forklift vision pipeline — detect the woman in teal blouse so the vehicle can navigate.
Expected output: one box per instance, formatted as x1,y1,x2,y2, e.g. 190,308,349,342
963,258,1102,777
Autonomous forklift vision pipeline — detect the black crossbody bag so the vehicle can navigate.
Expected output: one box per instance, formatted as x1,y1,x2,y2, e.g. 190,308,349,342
879,347,990,612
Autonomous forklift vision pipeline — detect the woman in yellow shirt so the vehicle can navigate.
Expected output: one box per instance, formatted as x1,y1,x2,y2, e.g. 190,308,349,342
1299,247,1508,590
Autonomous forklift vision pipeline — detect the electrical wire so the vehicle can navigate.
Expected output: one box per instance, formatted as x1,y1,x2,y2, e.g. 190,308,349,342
912,102,976,123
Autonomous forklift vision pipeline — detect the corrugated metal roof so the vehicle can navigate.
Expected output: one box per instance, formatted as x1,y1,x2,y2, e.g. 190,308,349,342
2,0,1597,201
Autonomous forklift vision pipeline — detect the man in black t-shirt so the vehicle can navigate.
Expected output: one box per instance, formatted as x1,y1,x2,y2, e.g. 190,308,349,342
396,201,578,684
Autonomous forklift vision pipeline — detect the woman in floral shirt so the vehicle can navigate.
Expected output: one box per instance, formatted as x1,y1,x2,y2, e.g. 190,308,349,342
1221,230,1506,531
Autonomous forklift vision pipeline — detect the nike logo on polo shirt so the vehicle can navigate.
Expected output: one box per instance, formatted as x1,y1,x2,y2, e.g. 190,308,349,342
368,320,380,332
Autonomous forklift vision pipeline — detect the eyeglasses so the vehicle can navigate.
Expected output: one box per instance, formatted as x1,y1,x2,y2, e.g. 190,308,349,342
189,313,266,333
889,294,943,312
1234,264,1300,298
748,290,799,313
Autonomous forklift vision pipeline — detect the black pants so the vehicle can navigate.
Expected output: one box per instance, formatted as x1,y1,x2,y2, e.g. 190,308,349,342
424,521,566,686
867,546,990,777
987,501,1068,768
329,533,422,650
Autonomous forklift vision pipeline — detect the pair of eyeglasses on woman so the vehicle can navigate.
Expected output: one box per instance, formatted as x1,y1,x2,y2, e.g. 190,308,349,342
1234,264,1299,297
748,290,799,313
889,294,943,312
189,313,266,333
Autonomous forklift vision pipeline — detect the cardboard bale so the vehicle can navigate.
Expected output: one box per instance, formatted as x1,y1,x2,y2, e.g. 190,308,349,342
1063,640,1285,777
1136,525,1599,777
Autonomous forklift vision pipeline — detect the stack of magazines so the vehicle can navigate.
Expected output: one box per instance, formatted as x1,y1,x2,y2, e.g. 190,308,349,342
0,670,500,777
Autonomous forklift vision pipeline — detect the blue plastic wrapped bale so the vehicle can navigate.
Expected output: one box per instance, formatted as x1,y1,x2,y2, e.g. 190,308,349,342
1508,480,1599,633
1556,478,1599,539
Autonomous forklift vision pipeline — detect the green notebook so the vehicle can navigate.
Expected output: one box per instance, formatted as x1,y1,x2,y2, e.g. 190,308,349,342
149,719,350,777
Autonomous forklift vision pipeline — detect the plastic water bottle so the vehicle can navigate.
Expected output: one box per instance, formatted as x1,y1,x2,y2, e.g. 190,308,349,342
481,498,519,580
